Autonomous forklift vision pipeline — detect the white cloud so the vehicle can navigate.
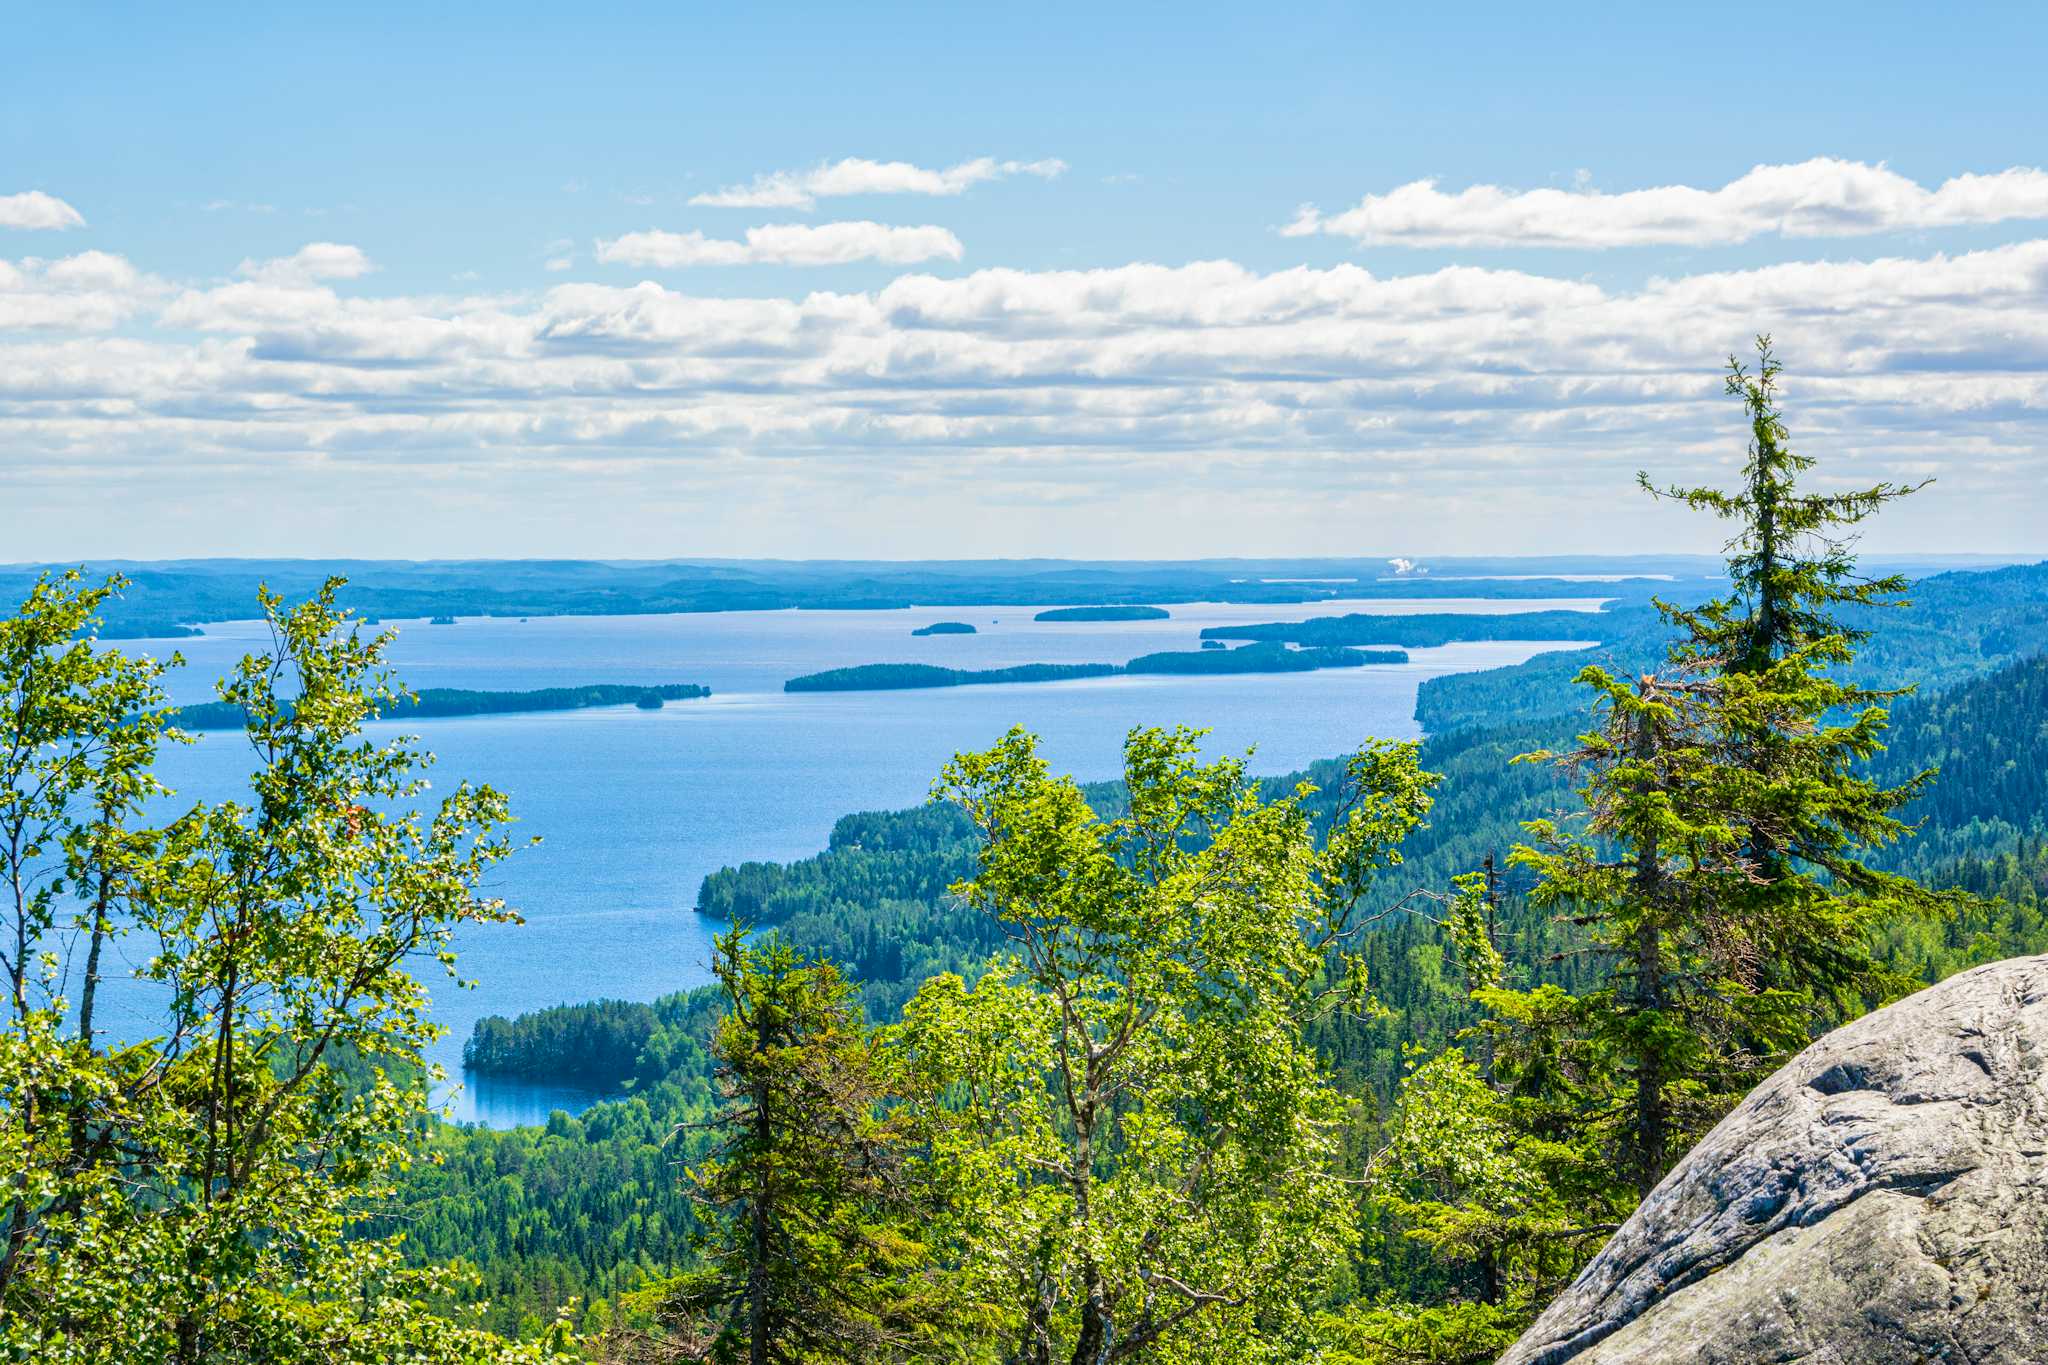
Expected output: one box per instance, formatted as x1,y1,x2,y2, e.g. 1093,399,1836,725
6,236,2048,555
43,250,139,291
0,191,87,231
1285,159,2048,248
690,156,1065,210
595,222,964,267
0,251,157,330
235,242,376,284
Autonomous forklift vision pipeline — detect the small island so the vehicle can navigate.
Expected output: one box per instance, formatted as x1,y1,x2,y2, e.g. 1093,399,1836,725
911,621,978,636
784,643,1406,692
1033,605,1171,622
176,682,711,730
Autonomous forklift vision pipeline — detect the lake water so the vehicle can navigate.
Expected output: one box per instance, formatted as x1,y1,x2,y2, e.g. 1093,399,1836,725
92,598,1600,1126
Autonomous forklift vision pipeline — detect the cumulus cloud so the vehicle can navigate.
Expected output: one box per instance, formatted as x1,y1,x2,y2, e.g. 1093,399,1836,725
1285,159,2048,248
0,251,158,330
0,191,87,231
690,156,1065,210
235,242,376,284
594,222,964,267
6,236,2048,551
43,251,139,290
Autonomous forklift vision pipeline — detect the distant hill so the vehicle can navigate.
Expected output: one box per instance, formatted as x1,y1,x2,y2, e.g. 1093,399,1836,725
0,556,1759,636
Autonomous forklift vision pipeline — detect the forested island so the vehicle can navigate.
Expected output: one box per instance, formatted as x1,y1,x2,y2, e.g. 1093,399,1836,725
1124,641,1405,673
1033,605,1172,622
910,620,977,635
784,662,1119,692
174,681,710,730
784,641,1409,691
97,620,204,639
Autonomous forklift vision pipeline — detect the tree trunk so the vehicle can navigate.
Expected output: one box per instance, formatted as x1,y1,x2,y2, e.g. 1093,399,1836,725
1629,694,1671,1196
76,860,112,1047
1067,1086,1109,1365
748,1003,773,1365
1631,913,1668,1196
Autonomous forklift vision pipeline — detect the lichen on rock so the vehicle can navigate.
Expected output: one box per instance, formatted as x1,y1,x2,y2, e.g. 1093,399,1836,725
1501,955,2048,1365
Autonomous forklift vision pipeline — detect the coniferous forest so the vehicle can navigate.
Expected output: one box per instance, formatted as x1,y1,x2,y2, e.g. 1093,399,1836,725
9,345,2048,1362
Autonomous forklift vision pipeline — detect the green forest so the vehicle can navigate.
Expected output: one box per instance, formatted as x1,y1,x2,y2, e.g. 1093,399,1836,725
0,560,1727,642
786,644,1409,693
784,662,1121,692
175,681,712,729
8,345,2048,1363
1032,606,1173,622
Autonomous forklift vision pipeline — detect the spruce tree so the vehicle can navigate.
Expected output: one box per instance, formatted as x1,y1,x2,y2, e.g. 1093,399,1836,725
1644,335,1929,676
1504,338,1951,1193
659,929,953,1365
1510,668,1765,1192
1645,335,1954,1002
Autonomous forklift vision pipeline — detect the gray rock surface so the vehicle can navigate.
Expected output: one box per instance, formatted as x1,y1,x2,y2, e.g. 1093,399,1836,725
1500,955,2048,1365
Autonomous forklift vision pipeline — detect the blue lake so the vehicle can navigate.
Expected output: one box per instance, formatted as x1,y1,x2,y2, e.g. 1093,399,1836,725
94,598,1599,1126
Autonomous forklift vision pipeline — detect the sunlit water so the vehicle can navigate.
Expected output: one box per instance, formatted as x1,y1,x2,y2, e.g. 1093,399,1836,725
85,598,1599,1126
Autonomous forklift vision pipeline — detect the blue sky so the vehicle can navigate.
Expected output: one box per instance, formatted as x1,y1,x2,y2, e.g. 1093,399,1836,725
5,2,2048,559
